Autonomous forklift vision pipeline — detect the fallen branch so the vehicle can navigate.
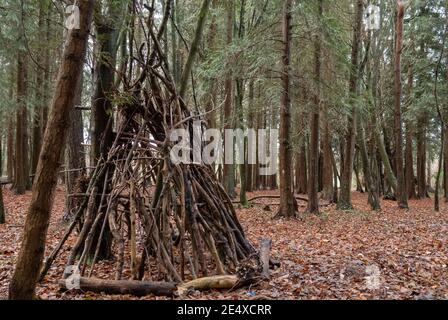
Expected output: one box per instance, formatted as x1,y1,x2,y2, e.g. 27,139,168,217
233,194,309,204
59,275,251,297
58,277,177,297
178,275,239,294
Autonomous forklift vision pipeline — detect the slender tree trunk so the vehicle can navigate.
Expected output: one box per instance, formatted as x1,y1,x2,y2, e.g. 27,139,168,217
277,0,296,218
405,123,416,198
65,74,86,218
246,80,255,192
295,143,307,194
435,128,444,211
337,0,363,210
295,92,307,194
393,0,408,209
357,119,381,210
236,79,247,205
405,57,416,199
14,51,30,195
444,127,448,201
374,120,397,194
416,113,428,198
9,0,95,300
354,153,364,193
0,133,4,223
91,24,117,164
0,185,4,225
31,1,47,178
236,0,248,205
321,115,333,201
179,0,211,98
307,0,322,214
90,1,123,261
41,1,51,134
6,86,14,182
223,1,235,198
269,107,278,190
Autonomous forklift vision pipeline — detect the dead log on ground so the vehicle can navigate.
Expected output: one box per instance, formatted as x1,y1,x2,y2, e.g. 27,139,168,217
58,277,177,297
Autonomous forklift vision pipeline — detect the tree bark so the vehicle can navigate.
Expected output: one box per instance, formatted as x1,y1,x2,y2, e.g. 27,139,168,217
416,113,428,198
9,0,95,300
337,0,363,210
0,186,5,225
31,1,47,178
65,74,86,218
277,0,296,218
307,0,322,214
295,91,307,194
0,139,5,224
236,0,248,206
405,54,416,199
6,102,14,181
321,118,333,202
59,277,176,297
405,123,416,199
444,127,448,201
393,0,408,209
179,0,211,98
223,1,235,198
14,51,30,195
357,119,381,210
246,80,255,192
90,0,124,260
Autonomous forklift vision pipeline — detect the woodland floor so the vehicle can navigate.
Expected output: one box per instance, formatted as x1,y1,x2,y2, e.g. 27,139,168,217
0,187,447,300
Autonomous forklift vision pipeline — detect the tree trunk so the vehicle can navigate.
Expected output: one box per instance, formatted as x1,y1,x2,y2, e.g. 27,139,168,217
357,119,381,210
31,1,47,178
7,110,14,182
65,74,86,218
295,96,307,194
405,54,416,199
90,1,124,260
374,120,397,194
223,1,235,198
307,0,322,214
0,138,5,223
405,123,416,199
91,22,118,164
8,0,94,300
236,0,248,206
321,117,333,201
416,113,428,198
337,0,363,210
444,127,448,201
41,1,51,134
179,0,211,98
246,80,255,192
393,0,408,209
295,143,307,194
14,51,30,195
277,0,296,218
59,277,176,297
0,186,5,225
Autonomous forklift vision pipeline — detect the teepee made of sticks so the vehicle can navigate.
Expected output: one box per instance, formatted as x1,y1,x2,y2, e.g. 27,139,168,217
40,6,256,285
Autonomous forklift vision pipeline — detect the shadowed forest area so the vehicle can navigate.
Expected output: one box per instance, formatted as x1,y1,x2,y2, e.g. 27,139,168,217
0,0,447,301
